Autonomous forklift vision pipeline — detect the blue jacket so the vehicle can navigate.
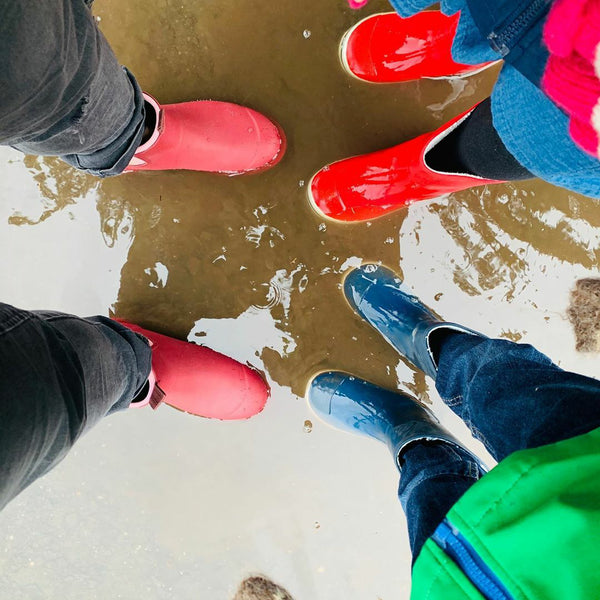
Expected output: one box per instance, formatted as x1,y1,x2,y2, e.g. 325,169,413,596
387,0,600,198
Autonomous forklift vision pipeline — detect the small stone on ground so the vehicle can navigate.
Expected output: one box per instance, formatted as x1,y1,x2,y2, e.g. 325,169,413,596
567,278,600,352
233,576,295,600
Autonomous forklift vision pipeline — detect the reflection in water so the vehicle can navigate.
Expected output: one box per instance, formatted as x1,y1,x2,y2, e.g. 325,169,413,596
10,143,600,399
427,78,470,115
6,0,600,403
429,182,600,301
144,261,169,288
99,197,135,248
0,150,136,315
7,154,136,252
3,2,600,598
190,305,297,366
8,156,96,226
252,266,307,318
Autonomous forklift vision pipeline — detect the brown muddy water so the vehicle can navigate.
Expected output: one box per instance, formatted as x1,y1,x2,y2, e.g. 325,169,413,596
28,0,597,398
1,1,600,598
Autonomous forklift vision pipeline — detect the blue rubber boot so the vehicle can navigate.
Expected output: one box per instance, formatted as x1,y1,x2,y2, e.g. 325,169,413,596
308,371,468,468
344,264,481,379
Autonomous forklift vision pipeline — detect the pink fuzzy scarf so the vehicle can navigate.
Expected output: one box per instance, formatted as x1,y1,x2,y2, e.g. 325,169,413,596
543,0,600,159
347,0,369,7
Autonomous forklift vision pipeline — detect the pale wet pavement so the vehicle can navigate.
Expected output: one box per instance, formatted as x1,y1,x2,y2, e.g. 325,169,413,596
1,0,600,598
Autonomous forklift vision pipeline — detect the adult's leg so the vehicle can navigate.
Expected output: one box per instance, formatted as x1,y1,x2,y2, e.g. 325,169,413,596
0,303,151,510
0,0,285,176
434,332,600,462
0,0,145,176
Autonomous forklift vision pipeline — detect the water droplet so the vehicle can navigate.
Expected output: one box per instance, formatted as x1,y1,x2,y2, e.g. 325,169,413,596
318,223,327,232
303,420,313,433
298,179,305,187
298,273,309,293
364,264,377,273
247,127,254,134
303,29,311,39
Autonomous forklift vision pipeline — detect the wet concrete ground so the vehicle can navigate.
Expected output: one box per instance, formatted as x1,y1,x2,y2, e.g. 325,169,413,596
1,0,599,598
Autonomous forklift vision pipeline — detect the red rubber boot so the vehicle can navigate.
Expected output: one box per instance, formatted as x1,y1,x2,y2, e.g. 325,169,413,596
340,11,495,83
308,104,504,223
125,93,286,175
120,321,269,420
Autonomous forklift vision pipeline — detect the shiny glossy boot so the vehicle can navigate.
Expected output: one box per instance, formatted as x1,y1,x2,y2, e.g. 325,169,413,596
308,371,466,467
308,104,503,223
340,11,494,83
344,264,481,378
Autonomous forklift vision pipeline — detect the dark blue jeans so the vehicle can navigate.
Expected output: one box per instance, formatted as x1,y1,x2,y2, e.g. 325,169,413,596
0,303,152,511
399,333,600,561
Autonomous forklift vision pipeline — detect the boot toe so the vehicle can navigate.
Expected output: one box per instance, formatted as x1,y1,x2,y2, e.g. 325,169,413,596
307,168,346,221
113,320,269,420
219,363,269,419
344,264,400,311
341,20,378,81
142,99,285,174
307,371,350,416
166,353,269,420
238,107,286,173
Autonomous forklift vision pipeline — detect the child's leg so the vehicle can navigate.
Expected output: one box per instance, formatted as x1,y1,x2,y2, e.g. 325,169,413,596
397,441,483,561
435,332,600,462
426,97,533,180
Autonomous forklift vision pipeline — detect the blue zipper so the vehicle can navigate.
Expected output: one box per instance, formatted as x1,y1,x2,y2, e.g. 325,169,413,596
486,0,551,57
431,519,515,600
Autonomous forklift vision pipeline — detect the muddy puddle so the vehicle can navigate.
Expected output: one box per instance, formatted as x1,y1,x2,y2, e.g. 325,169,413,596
3,0,599,401
2,1,600,598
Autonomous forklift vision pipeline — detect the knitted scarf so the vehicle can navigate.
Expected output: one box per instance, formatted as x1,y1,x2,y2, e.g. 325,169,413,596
543,0,600,159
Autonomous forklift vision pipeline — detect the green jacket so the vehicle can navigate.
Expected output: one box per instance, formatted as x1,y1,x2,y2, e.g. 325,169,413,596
411,427,600,599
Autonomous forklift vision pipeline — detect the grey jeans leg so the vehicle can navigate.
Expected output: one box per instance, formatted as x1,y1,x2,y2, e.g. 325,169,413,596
0,0,145,177
0,303,152,511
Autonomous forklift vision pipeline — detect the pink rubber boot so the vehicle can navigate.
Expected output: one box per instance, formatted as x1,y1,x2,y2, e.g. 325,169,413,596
122,321,269,420
125,93,286,175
